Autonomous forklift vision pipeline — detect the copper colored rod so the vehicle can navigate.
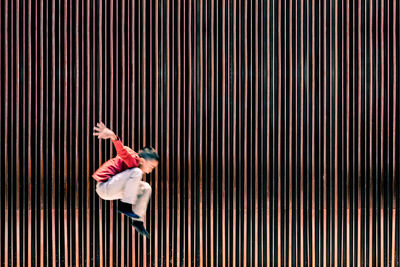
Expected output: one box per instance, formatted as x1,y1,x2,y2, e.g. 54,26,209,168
210,0,215,264
232,0,238,265
392,2,397,267
254,0,260,265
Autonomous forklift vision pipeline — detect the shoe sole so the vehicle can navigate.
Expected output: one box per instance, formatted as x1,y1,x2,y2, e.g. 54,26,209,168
130,222,150,239
118,209,141,220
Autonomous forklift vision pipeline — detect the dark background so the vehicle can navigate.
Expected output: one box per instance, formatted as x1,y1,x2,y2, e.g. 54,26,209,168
1,0,400,266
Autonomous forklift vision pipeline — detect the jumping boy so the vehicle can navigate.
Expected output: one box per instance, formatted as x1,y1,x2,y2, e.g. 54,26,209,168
92,122,159,238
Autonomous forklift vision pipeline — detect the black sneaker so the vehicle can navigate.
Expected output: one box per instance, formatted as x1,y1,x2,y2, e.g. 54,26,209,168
131,220,150,239
118,201,141,220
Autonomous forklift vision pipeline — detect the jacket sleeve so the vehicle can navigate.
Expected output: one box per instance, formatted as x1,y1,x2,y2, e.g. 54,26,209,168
112,136,140,168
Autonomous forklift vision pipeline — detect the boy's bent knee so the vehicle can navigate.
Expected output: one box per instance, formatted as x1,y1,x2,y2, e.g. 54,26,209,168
128,168,143,179
141,182,152,193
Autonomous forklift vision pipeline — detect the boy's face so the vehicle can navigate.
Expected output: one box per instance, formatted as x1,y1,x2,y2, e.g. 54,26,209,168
141,159,159,174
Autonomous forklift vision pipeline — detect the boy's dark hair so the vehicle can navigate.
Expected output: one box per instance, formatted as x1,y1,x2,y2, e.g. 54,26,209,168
138,146,160,161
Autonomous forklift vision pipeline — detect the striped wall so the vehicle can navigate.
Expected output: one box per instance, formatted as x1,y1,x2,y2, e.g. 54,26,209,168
1,0,400,266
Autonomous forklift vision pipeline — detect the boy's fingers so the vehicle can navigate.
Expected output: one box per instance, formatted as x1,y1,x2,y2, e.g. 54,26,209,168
93,132,99,136
93,126,100,131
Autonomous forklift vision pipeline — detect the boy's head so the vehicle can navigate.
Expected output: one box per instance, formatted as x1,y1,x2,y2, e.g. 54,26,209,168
138,147,159,174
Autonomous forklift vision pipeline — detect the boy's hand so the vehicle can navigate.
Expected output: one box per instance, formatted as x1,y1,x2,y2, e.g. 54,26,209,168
93,122,117,140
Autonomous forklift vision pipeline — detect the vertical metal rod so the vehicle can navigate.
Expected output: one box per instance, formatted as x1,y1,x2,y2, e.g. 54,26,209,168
176,0,182,265
254,0,260,264
243,0,248,264
210,0,215,264
232,0,238,265
391,2,397,267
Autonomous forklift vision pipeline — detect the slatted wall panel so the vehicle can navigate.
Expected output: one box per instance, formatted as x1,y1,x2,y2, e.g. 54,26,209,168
1,0,400,266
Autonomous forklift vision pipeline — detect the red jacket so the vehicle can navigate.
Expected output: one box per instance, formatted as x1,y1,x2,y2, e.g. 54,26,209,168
92,137,140,182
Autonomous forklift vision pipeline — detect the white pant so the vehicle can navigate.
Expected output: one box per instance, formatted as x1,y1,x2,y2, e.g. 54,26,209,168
96,168,152,219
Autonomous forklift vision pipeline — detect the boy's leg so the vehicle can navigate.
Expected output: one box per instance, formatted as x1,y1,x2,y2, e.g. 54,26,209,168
130,182,152,238
131,181,152,220
96,168,139,201
120,169,143,205
96,168,143,219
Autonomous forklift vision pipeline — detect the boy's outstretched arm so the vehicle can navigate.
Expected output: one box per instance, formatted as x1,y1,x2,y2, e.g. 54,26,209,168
93,121,118,140
93,122,139,167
